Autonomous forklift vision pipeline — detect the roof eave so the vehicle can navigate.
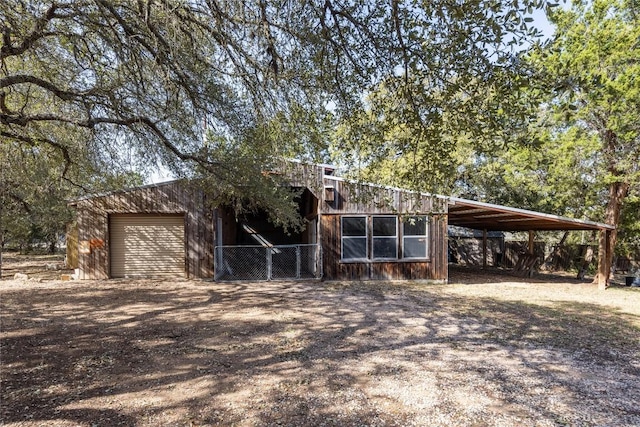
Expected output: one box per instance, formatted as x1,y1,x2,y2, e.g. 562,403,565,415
448,197,614,231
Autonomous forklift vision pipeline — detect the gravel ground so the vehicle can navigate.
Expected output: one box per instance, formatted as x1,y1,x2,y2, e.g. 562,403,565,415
1,258,639,426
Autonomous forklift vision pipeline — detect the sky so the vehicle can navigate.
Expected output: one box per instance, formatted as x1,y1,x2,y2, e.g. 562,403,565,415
532,7,557,41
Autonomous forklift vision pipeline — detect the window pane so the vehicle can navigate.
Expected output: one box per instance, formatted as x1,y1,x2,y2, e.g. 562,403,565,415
404,216,427,236
373,237,397,259
342,217,366,236
404,237,427,258
373,216,396,236
343,237,367,259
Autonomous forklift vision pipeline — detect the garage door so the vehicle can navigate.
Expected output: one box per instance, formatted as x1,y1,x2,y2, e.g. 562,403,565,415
110,214,185,278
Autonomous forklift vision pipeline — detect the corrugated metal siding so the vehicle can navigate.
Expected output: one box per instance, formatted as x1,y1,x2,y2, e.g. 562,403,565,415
110,214,185,278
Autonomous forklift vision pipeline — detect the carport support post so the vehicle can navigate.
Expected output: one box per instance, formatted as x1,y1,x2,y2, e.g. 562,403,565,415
528,230,535,254
482,229,488,269
597,228,611,290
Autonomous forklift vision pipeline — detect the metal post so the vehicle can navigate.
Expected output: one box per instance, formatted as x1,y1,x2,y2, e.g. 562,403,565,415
296,246,301,279
266,247,272,281
214,246,222,281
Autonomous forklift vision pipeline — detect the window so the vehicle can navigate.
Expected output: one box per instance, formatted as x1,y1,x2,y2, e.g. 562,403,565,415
372,216,398,259
403,216,429,259
341,215,427,262
341,216,367,260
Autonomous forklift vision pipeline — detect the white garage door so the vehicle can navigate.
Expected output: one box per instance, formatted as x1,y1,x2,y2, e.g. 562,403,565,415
110,214,185,278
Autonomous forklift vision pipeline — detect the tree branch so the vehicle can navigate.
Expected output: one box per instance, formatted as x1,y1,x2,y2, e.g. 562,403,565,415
6,191,32,214
0,74,80,101
0,130,72,178
1,3,59,60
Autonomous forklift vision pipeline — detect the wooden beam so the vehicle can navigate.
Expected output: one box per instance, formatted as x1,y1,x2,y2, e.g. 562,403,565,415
598,229,611,290
528,230,535,255
482,229,488,269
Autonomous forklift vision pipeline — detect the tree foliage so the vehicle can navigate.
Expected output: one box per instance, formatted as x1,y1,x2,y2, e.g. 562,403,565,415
0,140,143,252
529,0,640,259
452,0,640,260
454,127,603,219
1,0,553,227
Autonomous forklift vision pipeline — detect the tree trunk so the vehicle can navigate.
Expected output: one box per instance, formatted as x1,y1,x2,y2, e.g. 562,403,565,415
593,180,629,289
543,231,569,271
577,245,594,280
592,128,630,289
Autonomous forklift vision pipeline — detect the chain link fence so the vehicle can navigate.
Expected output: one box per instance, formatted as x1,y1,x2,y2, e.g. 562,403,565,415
214,244,322,281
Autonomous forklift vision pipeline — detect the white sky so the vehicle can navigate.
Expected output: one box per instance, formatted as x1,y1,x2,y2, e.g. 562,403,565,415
532,8,556,41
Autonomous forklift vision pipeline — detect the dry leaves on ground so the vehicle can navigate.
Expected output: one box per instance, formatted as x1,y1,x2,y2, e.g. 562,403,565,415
1,258,639,426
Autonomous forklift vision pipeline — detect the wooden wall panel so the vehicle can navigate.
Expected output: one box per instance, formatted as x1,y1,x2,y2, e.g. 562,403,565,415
73,162,449,282
320,213,447,281
319,177,445,216
74,181,214,279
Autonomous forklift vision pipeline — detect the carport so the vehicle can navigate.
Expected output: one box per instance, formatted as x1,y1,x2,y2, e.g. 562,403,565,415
447,197,616,288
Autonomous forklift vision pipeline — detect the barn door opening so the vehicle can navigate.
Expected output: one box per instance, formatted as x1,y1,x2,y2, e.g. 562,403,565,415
213,188,320,281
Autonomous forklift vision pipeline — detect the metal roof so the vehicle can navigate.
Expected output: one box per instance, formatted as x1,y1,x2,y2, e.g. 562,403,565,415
66,158,613,233
448,197,614,232
67,179,182,206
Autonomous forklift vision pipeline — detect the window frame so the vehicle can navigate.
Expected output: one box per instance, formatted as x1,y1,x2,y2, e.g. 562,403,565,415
340,214,430,262
340,216,368,261
402,215,430,260
371,215,398,260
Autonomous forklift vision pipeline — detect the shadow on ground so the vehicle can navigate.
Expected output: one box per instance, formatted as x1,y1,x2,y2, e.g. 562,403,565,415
1,278,639,426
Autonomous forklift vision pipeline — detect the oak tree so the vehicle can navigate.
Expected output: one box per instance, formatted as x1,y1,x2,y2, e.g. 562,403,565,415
2,0,551,227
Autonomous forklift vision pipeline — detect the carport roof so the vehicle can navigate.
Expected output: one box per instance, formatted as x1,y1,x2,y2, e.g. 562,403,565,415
447,197,614,232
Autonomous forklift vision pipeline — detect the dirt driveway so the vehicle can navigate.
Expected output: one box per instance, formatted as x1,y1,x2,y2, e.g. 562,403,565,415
1,267,639,426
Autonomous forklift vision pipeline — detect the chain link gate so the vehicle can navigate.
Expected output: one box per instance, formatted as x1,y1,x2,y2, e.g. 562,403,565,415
214,244,322,281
